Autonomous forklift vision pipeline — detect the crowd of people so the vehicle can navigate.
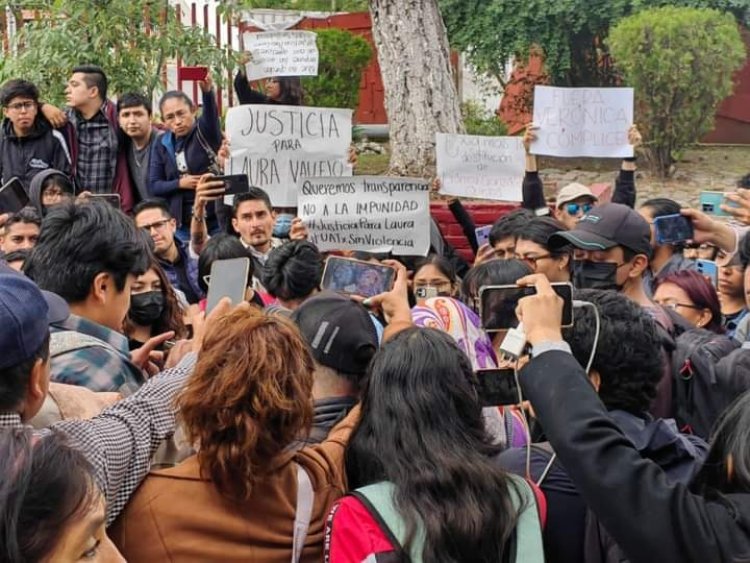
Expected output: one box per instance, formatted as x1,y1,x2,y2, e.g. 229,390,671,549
3,61,750,563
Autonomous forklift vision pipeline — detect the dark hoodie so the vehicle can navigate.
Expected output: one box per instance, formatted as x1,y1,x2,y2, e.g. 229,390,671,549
28,168,73,217
498,409,707,563
0,117,71,189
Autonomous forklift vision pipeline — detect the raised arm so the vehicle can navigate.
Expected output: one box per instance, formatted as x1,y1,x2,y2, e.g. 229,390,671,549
612,125,642,208
516,275,746,563
234,69,269,105
521,124,547,212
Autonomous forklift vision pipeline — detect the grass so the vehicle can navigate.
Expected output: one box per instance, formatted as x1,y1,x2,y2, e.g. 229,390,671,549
355,153,390,175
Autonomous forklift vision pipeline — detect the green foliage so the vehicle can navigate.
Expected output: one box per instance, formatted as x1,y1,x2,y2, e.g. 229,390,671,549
439,0,750,86
608,6,746,177
301,28,372,109
1,0,238,106
461,101,507,137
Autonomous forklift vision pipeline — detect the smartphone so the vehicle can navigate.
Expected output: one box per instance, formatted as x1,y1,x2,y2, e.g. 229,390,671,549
0,177,29,214
213,174,250,196
321,256,396,298
88,193,121,209
415,286,439,300
696,259,718,286
179,66,209,82
475,368,520,407
479,282,574,332
700,191,738,217
205,257,250,314
653,213,694,245
475,225,492,248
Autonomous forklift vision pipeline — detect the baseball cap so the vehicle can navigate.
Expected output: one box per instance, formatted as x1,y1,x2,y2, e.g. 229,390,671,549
291,292,378,376
556,183,598,208
0,274,69,370
548,203,651,256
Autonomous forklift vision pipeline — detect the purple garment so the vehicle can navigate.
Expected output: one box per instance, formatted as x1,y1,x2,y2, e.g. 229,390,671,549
411,297,498,370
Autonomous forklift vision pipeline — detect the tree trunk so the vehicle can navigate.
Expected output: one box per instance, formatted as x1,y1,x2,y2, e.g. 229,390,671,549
369,0,464,176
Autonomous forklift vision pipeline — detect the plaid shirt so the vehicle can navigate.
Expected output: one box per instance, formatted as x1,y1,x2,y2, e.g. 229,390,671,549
0,352,196,525
50,314,144,395
71,101,115,193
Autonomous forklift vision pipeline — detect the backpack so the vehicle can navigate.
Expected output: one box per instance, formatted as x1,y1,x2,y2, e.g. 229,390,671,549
672,328,744,438
351,475,545,562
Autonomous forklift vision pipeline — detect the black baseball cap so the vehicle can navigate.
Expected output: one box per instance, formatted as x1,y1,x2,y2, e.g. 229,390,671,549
291,292,378,376
548,203,651,256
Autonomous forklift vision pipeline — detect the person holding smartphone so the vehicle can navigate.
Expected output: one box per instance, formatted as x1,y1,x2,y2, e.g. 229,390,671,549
148,72,223,241
514,274,750,563
639,198,697,299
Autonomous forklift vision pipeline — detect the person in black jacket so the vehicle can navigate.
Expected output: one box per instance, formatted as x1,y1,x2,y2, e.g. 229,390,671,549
498,289,707,563
515,273,750,563
233,55,305,106
0,79,72,189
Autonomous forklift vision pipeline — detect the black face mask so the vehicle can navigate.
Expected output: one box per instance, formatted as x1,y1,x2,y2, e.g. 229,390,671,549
129,291,165,326
573,260,622,291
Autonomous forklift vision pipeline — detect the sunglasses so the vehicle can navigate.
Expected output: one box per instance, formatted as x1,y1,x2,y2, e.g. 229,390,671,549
565,202,594,216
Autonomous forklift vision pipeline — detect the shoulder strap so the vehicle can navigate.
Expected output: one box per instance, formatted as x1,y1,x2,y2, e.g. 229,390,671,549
195,124,222,174
506,474,546,562
355,482,424,562
291,463,314,563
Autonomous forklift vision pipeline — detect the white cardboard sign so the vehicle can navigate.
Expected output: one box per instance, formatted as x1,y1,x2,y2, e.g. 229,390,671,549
531,86,634,158
436,133,525,201
244,30,319,81
299,176,431,256
226,104,352,207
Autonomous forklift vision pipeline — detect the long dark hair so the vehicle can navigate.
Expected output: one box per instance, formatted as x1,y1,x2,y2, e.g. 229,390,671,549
693,390,750,496
124,256,186,339
275,76,305,105
346,328,522,561
0,429,98,561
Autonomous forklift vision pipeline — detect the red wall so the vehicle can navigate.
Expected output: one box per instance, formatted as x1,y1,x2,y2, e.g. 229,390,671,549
430,202,519,262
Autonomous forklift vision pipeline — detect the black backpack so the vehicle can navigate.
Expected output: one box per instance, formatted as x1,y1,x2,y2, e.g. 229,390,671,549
672,328,750,439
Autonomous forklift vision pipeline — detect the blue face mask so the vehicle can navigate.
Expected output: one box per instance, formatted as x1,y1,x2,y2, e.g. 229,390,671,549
273,213,294,238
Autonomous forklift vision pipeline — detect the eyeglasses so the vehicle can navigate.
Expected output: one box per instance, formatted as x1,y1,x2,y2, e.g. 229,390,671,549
661,302,701,312
6,101,36,112
139,219,170,232
565,202,594,216
516,253,551,268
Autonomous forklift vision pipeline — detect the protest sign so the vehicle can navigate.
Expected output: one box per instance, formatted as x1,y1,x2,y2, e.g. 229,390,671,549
436,133,524,201
531,86,634,158
244,30,319,81
226,104,353,207
299,176,431,255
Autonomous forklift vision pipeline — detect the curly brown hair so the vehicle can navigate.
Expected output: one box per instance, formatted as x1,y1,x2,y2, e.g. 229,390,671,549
177,307,314,501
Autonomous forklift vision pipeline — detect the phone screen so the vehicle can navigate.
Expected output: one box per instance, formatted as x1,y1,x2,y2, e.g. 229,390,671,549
89,194,121,209
214,174,250,196
321,257,396,298
475,368,520,407
479,283,574,331
653,214,694,245
205,257,250,314
0,178,30,214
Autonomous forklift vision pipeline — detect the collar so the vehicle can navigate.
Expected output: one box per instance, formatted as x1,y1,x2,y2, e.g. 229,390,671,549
53,313,130,356
242,237,283,262
0,412,24,429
